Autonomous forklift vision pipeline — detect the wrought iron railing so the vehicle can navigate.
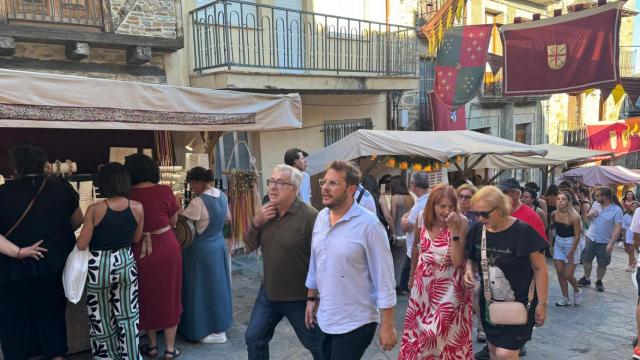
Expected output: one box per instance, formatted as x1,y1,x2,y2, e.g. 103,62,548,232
562,127,588,148
6,0,103,26
621,47,640,78
324,119,372,146
190,0,418,75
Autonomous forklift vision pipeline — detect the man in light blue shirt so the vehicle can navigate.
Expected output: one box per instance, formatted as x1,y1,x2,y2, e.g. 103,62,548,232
305,160,397,359
398,172,429,294
578,187,622,292
284,148,311,204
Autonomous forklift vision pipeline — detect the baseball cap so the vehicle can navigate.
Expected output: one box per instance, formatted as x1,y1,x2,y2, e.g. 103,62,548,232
497,177,521,192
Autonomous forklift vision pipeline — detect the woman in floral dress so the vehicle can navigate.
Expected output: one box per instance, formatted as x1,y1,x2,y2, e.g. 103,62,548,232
399,184,473,360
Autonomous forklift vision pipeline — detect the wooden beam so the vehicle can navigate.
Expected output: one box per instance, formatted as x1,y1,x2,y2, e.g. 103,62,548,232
0,24,183,52
126,45,152,65
0,35,15,56
64,41,90,61
0,56,166,77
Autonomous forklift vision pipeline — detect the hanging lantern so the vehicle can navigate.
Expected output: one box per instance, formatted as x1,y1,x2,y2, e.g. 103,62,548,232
385,157,397,168
399,161,409,170
425,164,432,172
412,162,423,172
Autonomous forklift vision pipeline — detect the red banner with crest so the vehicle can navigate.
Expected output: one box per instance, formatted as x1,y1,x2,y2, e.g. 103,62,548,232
587,117,640,156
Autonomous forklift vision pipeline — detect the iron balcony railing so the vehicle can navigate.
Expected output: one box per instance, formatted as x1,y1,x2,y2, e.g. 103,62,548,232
6,0,104,26
621,47,640,78
562,127,588,148
190,0,418,75
324,119,373,146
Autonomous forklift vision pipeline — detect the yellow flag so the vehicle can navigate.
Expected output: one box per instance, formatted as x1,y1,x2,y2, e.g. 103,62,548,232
611,84,626,104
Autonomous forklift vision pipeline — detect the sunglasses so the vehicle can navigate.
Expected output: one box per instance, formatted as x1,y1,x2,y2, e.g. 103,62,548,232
472,207,497,218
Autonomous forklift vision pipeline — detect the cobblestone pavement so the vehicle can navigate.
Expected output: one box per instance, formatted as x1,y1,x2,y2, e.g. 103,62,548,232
60,243,637,360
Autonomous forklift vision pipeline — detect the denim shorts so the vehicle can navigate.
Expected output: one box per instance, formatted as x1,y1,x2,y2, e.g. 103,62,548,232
553,235,581,264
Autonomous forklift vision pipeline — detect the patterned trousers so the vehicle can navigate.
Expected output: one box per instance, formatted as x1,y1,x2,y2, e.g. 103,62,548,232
86,247,141,360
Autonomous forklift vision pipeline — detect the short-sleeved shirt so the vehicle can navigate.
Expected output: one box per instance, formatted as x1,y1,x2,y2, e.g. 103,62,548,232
0,176,79,283
299,172,312,204
245,198,318,301
406,193,429,258
623,213,634,243
183,187,225,234
511,204,547,241
466,220,547,304
354,185,377,215
129,184,179,231
586,203,623,244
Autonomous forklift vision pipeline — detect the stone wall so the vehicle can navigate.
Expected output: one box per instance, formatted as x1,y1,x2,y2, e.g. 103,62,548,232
111,0,180,38
398,90,423,130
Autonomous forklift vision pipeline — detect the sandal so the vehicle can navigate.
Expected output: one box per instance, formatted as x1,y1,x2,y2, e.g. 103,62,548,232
140,344,158,359
164,348,182,359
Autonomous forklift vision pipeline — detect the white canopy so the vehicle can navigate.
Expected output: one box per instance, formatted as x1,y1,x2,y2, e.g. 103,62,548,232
558,166,640,186
0,68,302,131
470,144,613,170
306,129,548,175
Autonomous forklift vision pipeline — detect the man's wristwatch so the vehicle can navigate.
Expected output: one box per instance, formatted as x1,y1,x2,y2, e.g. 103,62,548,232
307,296,319,302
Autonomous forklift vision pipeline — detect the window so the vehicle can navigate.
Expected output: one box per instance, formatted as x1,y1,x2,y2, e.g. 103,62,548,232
215,132,251,177
515,123,531,144
324,119,373,146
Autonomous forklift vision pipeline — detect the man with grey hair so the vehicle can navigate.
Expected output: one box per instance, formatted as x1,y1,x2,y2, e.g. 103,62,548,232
243,164,322,359
399,171,430,295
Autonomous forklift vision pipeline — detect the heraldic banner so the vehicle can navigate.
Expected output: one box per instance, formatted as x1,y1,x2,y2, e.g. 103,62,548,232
587,117,640,156
429,92,466,131
433,24,493,111
500,1,624,96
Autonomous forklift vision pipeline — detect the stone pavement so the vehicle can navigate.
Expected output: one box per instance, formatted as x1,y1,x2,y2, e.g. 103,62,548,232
59,243,637,360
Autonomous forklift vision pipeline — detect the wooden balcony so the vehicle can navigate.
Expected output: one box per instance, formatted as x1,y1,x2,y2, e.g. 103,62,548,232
3,0,104,27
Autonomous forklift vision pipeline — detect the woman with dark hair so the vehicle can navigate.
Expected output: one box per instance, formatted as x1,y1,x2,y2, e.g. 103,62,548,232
543,184,559,217
180,166,233,344
76,163,144,359
390,176,414,295
399,184,472,359
0,145,83,360
522,188,548,230
525,182,547,215
124,153,183,359
622,190,637,212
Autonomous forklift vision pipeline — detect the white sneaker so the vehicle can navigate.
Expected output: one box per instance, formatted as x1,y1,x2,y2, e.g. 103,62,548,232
573,291,583,306
200,332,227,344
555,297,572,306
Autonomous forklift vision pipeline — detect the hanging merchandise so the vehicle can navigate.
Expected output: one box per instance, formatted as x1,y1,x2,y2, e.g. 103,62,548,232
433,25,493,112
154,130,175,166
500,1,624,96
224,141,261,253
385,157,397,168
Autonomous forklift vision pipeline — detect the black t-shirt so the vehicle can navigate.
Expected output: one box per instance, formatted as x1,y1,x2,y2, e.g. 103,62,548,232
467,220,547,304
0,176,79,283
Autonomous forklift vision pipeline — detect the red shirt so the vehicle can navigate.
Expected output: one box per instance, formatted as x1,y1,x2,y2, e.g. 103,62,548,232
512,204,548,241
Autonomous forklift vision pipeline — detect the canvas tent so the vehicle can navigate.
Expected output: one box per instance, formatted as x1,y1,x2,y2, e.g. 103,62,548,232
558,166,640,186
0,68,302,131
469,144,613,170
305,129,548,176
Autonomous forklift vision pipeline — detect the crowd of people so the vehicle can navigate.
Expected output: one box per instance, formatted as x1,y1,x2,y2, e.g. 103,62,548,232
0,144,639,360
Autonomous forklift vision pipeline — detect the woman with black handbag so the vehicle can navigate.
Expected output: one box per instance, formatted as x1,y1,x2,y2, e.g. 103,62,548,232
0,145,83,360
464,186,549,360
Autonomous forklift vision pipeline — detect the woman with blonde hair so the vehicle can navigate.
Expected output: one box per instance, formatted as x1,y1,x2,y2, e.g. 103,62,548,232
464,186,548,360
399,184,472,359
549,191,583,306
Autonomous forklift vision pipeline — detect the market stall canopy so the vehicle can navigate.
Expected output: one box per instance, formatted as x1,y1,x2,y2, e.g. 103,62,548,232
305,129,548,176
0,69,301,131
470,144,613,170
558,166,640,186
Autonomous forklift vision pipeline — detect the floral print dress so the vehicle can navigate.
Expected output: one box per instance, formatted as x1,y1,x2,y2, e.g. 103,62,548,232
399,227,473,360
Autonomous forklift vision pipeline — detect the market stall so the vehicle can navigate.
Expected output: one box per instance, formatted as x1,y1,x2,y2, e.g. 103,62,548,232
0,68,302,355
305,129,549,176
558,165,640,186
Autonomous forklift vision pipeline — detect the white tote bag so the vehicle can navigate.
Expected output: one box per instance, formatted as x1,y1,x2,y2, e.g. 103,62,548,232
62,245,89,304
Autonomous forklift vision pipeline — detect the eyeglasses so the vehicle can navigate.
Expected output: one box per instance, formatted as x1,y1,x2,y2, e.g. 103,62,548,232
266,179,294,189
459,194,472,200
319,179,341,188
472,207,498,218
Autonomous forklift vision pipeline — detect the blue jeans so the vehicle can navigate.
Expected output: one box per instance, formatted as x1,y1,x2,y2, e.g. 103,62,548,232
245,286,323,360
